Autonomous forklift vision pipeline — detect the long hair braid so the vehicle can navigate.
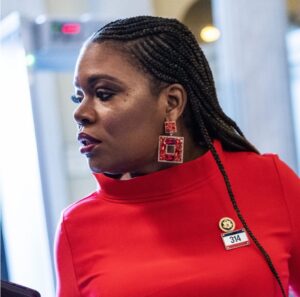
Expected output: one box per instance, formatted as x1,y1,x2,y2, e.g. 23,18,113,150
89,16,287,297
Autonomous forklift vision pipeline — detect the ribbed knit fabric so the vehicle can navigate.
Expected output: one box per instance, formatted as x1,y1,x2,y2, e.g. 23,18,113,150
55,141,300,297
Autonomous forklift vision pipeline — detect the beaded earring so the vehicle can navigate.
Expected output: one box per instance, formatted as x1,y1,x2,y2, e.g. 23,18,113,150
158,120,184,163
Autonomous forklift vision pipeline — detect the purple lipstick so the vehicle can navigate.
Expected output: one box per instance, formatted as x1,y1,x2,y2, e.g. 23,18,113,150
78,132,102,155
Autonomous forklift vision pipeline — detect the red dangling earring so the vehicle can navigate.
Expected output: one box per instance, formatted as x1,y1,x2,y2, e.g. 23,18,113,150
158,120,184,163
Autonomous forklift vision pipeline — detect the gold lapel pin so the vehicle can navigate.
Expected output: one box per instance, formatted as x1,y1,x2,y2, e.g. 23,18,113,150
219,217,235,233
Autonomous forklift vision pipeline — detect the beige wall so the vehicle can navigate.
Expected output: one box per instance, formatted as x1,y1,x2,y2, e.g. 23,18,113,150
45,0,89,17
152,0,196,20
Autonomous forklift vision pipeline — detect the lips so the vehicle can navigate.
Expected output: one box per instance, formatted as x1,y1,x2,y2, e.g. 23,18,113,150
77,132,102,155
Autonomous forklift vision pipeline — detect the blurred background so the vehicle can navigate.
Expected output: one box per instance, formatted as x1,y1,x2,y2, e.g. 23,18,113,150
0,0,299,296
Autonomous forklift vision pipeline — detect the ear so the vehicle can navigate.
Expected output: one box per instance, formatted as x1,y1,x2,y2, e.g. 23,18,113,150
162,83,187,121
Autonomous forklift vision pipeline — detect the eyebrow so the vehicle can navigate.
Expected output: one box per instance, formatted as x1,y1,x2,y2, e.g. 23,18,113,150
74,74,124,88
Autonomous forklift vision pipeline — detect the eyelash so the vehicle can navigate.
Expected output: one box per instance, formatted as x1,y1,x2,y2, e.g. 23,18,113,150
95,90,114,101
71,95,83,104
70,90,114,104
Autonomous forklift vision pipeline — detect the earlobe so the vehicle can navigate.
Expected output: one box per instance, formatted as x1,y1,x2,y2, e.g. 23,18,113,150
164,84,187,121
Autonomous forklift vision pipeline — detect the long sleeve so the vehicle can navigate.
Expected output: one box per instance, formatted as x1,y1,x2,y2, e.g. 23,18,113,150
54,216,81,297
274,156,300,296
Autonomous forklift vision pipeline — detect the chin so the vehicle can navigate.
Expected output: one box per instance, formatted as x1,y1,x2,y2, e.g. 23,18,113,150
88,159,123,175
90,167,103,174
87,155,145,175
87,158,105,174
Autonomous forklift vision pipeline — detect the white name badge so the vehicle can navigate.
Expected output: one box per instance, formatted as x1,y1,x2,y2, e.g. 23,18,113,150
221,228,250,250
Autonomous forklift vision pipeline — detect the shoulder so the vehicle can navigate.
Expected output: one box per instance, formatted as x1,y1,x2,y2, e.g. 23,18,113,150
222,150,285,181
61,191,100,222
224,149,278,169
228,149,298,178
222,149,299,203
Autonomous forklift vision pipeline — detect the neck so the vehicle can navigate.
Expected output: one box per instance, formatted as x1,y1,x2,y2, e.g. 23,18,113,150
123,135,206,180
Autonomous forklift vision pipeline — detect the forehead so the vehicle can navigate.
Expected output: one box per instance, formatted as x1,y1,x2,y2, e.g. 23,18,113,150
74,42,145,87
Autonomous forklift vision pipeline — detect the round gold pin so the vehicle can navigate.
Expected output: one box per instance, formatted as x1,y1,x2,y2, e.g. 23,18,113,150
219,217,235,232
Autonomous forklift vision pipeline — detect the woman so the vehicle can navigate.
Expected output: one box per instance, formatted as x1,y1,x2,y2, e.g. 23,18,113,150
55,16,300,297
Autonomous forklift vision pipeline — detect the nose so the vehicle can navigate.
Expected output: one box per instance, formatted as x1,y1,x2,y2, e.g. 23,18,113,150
73,98,96,128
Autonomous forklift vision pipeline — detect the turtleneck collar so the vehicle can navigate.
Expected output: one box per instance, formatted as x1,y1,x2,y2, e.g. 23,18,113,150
93,141,224,202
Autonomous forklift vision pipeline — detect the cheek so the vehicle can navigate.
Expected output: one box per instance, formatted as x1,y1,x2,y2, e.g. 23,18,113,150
103,103,163,148
103,110,137,135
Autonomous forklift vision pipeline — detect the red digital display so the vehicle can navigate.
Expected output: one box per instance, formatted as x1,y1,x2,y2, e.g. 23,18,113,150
61,23,81,35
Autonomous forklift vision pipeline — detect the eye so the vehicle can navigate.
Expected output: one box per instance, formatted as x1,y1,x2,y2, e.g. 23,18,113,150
71,95,83,104
95,89,114,101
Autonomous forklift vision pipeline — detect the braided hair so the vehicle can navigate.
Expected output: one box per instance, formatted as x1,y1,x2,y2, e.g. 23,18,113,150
88,16,286,297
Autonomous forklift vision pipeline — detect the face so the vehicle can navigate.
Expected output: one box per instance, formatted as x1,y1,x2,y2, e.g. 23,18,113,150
73,42,167,175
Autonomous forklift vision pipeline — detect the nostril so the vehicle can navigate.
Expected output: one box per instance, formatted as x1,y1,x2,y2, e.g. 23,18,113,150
77,118,91,130
82,118,90,125
78,123,83,131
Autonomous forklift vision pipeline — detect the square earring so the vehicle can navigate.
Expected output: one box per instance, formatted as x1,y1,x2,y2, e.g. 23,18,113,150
158,121,184,163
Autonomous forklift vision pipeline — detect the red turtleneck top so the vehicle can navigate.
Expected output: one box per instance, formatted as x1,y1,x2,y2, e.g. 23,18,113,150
55,142,300,297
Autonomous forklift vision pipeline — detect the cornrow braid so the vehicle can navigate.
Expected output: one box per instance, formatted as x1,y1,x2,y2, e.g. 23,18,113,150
89,16,286,297
194,104,287,297
140,36,244,140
